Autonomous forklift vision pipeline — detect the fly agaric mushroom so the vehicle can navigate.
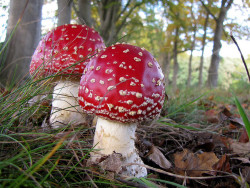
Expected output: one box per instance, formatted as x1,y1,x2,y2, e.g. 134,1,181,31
78,43,165,177
30,24,105,129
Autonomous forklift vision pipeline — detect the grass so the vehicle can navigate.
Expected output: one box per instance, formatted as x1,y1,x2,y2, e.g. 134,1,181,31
1,79,249,187
234,96,250,141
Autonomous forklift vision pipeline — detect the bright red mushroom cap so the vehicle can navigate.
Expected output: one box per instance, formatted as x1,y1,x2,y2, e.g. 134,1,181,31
30,24,105,79
78,43,165,123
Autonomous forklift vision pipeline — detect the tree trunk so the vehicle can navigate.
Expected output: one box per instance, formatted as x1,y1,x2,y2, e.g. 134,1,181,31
207,0,233,88
172,27,179,91
160,52,171,86
187,25,197,87
97,0,144,45
78,0,93,27
57,0,72,26
0,0,43,87
198,12,209,88
98,0,120,45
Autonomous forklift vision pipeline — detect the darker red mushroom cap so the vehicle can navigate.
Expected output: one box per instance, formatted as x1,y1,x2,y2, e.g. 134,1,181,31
78,43,165,123
30,24,105,79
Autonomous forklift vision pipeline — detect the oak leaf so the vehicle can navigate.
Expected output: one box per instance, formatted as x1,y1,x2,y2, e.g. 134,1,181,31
174,149,219,177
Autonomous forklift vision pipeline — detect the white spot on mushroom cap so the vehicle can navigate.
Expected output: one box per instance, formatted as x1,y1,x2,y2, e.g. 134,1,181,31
136,92,142,98
129,111,136,116
118,107,126,113
134,57,141,62
130,82,136,86
101,55,107,58
85,88,89,93
107,85,115,91
123,49,129,53
119,77,126,82
107,103,114,110
127,100,133,104
119,90,127,96
156,80,161,86
148,62,153,67
105,69,113,74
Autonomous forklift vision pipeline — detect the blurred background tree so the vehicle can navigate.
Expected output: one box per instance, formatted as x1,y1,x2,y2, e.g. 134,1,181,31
0,0,43,87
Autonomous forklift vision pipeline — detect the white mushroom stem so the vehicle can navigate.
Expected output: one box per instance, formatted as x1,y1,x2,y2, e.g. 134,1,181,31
91,117,147,177
50,80,86,129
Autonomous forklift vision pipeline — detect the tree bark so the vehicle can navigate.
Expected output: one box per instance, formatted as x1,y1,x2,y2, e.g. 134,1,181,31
160,52,171,86
207,0,233,88
172,27,179,91
98,0,120,45
97,0,143,45
57,0,72,26
198,12,209,88
0,0,43,87
187,25,197,87
78,0,93,27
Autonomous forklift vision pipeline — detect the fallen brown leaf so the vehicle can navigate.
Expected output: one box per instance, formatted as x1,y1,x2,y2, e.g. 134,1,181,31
174,149,219,177
228,123,238,129
208,95,214,101
239,128,249,143
205,109,219,123
229,140,250,156
220,107,233,118
229,117,244,127
99,152,123,173
147,145,172,170
232,157,250,164
212,154,231,175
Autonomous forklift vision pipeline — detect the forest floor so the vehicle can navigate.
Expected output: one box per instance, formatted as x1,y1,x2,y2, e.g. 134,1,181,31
0,84,250,188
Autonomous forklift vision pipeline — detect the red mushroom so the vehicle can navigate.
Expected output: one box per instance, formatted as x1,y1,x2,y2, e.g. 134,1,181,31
78,43,165,177
30,24,105,129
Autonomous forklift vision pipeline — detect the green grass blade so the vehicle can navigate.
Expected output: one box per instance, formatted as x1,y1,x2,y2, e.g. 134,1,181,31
146,178,187,188
139,177,159,188
159,121,218,134
161,91,209,119
39,156,60,185
0,134,33,166
9,133,69,188
59,148,93,183
234,96,250,140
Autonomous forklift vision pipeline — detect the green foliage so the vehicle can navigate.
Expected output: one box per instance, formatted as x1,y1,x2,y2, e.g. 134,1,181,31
234,96,250,142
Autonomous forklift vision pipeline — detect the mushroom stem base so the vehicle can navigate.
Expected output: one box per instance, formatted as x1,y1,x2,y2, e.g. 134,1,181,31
50,80,86,129
91,117,147,177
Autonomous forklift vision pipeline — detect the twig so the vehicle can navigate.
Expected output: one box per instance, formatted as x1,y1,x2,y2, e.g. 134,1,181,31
125,163,235,180
230,35,250,82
